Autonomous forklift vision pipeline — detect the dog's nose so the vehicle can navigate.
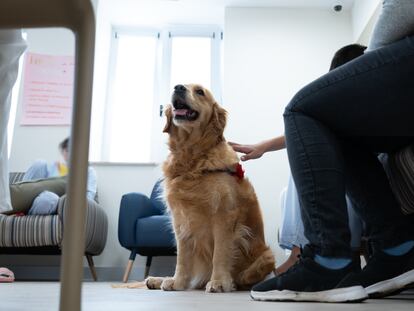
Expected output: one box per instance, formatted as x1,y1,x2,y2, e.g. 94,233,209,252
174,84,187,93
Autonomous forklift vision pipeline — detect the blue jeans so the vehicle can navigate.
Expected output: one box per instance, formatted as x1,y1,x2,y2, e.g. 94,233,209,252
283,36,414,257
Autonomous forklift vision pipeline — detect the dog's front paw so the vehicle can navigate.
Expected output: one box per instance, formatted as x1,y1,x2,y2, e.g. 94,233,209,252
206,279,236,293
145,276,164,290
161,277,186,291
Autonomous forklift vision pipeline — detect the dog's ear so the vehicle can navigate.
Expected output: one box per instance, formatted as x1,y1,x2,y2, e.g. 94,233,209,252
163,105,173,133
211,102,227,139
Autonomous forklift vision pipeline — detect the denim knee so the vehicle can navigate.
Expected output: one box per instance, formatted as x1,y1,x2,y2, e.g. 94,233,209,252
283,90,307,117
28,191,59,215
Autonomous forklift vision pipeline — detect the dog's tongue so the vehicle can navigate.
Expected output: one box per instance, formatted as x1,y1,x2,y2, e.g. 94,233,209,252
174,109,188,116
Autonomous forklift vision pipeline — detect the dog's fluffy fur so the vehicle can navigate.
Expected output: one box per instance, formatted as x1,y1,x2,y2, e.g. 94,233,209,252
146,84,275,293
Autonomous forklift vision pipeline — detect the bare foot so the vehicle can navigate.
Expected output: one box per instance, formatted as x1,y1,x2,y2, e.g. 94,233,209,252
275,246,301,275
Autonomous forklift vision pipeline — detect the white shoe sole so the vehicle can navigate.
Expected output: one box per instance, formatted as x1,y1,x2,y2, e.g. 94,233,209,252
366,268,414,297
250,285,367,303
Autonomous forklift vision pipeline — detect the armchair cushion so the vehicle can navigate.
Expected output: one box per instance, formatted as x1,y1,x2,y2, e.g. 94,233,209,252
118,193,151,248
136,215,174,248
57,194,108,255
118,179,176,256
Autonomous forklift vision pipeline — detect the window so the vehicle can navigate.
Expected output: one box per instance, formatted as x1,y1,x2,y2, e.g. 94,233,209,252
170,36,212,90
95,26,222,163
103,33,158,163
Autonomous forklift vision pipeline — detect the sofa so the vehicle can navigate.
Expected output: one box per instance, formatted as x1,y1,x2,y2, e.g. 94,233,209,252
0,172,108,281
118,179,176,282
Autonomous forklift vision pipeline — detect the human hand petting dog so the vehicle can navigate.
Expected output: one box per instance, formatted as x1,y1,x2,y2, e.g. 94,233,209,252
228,142,266,161
229,135,286,161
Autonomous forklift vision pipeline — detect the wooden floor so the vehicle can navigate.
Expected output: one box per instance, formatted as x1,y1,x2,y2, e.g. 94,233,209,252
1,282,413,311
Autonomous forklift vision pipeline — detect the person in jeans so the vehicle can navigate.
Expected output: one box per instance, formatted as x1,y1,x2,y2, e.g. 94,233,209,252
238,0,414,302
232,44,368,276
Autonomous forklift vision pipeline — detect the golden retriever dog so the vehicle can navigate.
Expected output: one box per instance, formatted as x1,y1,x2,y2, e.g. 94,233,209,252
145,84,275,293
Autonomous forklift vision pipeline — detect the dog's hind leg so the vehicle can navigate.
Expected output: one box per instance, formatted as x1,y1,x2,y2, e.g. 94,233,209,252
236,248,275,287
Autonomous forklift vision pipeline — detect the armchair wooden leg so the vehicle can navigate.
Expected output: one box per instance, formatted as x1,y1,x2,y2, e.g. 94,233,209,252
144,256,153,279
86,255,98,281
123,249,137,283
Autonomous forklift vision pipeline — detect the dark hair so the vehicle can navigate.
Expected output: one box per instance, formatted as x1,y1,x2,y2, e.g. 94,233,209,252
59,137,70,152
329,44,367,71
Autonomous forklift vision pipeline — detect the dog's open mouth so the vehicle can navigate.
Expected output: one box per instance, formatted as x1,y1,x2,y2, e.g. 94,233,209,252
172,98,199,121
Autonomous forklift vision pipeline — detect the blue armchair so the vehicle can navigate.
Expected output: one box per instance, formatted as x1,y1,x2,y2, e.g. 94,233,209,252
118,179,176,282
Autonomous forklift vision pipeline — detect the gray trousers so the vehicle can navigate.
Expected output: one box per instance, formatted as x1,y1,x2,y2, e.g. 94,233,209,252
0,30,26,213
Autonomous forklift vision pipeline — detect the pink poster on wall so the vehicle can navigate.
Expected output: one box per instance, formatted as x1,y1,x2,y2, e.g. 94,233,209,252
21,53,75,125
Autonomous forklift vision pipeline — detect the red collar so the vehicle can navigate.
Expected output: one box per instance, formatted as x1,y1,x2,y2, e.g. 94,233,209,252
203,163,245,180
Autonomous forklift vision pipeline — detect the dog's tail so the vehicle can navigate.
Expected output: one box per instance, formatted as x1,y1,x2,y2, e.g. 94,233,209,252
236,247,275,288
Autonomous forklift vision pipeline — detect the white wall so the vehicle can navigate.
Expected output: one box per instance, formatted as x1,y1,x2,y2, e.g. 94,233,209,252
352,0,381,43
223,7,353,264
356,4,381,46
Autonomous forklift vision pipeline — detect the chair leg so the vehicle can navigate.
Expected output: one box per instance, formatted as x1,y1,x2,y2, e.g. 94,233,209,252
122,249,137,283
144,256,153,279
86,255,98,282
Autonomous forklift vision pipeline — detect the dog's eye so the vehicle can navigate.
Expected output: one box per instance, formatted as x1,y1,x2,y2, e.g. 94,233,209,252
195,89,205,96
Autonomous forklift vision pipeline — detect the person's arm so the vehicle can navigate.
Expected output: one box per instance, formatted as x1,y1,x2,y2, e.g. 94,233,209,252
228,135,286,161
368,0,414,51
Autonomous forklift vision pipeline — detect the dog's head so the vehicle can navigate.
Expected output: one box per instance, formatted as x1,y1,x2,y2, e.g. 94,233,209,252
163,84,227,143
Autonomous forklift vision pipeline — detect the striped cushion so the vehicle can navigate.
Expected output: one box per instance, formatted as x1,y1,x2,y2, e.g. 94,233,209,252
0,214,62,247
57,195,108,255
387,144,414,214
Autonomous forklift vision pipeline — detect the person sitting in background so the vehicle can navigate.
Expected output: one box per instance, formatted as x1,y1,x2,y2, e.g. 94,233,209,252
22,137,97,215
23,138,70,181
